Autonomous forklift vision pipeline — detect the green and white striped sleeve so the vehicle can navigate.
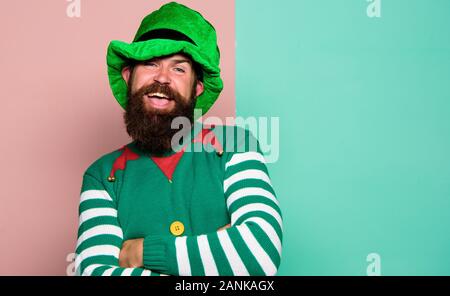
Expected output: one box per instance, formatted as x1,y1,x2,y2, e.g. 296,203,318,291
143,143,283,276
75,172,162,276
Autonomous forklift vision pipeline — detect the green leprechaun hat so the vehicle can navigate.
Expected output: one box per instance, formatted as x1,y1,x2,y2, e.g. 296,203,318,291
106,2,223,116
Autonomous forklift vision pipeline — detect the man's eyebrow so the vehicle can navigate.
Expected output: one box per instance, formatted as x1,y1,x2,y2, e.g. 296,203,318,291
142,57,192,65
171,59,192,65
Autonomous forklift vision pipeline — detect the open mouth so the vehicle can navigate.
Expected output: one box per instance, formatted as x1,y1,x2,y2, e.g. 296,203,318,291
145,92,174,109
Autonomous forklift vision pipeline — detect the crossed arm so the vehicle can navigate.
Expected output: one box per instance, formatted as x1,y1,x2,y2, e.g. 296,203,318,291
118,224,231,269
75,150,283,276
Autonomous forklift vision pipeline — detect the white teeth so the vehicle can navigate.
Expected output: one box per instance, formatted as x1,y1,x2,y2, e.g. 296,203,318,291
147,92,169,98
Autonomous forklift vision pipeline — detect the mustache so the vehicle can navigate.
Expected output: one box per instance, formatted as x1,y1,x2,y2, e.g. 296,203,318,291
133,82,182,103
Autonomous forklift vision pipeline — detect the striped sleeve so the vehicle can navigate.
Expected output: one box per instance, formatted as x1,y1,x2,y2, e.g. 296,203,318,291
143,140,283,276
75,172,163,276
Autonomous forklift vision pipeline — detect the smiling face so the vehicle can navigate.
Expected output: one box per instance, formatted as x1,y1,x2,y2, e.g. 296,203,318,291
121,53,204,155
122,53,204,114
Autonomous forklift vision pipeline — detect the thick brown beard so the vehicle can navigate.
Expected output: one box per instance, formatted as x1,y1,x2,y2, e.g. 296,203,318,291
124,81,197,155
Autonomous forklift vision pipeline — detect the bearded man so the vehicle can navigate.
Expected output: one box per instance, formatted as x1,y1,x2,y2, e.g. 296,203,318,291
75,2,283,276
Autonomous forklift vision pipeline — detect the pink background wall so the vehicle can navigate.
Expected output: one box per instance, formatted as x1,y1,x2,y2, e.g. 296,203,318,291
0,0,234,275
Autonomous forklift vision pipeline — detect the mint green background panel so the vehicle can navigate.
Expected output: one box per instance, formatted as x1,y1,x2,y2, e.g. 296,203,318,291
236,0,450,275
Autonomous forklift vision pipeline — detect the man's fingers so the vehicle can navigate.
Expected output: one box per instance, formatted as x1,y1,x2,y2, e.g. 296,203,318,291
118,247,127,267
119,240,131,267
119,238,144,268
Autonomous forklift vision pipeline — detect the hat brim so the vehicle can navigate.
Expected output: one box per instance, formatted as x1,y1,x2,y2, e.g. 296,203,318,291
107,39,223,117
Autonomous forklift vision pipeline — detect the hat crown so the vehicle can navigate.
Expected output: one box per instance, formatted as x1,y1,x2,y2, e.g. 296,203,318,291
133,2,219,64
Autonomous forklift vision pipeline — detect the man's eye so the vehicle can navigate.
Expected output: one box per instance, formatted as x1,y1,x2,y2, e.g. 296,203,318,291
174,67,185,73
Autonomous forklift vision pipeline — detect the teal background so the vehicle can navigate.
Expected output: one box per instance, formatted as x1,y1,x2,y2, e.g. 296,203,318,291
236,0,450,275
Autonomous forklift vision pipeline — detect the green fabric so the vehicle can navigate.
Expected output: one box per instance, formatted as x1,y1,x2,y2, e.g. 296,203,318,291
142,235,174,275
106,2,223,116
75,124,283,276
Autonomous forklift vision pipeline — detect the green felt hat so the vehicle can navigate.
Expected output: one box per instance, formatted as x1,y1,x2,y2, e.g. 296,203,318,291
106,2,223,115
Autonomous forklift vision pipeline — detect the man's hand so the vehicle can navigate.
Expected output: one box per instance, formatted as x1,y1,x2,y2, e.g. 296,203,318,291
119,238,144,268
119,224,230,268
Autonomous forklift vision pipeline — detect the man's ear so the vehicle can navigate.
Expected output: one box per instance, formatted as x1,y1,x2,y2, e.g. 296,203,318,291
195,80,204,97
121,66,131,86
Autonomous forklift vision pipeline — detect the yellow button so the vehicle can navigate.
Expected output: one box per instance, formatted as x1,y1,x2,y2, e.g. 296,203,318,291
170,221,185,236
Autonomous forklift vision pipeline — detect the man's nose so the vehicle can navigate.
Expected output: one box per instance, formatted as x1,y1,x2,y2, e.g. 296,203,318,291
153,66,171,84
